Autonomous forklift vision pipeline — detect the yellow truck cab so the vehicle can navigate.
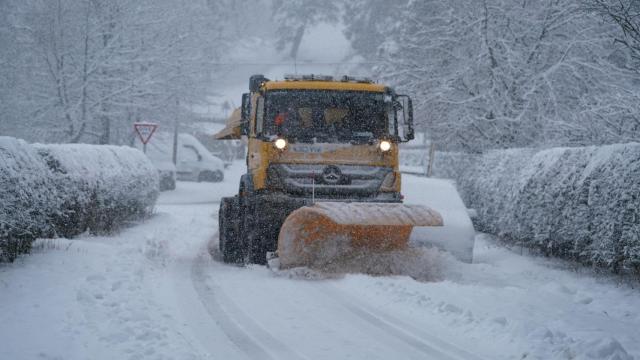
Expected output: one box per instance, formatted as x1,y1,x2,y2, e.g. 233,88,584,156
215,74,419,264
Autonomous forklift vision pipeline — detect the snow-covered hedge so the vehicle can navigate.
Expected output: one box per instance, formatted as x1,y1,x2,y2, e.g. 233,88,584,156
0,137,159,262
431,144,640,274
0,138,59,261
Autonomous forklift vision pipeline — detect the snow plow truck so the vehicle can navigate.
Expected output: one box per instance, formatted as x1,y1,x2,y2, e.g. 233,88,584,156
214,74,444,268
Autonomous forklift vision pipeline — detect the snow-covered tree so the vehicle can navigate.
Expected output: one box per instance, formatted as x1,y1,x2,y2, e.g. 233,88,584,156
344,0,640,151
0,0,230,145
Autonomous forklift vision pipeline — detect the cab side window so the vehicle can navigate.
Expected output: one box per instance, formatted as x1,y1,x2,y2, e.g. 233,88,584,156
181,145,201,161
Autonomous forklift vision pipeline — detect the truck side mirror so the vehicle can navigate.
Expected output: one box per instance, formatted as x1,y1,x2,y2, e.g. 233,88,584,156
241,93,250,135
396,95,415,142
255,97,265,136
249,74,269,92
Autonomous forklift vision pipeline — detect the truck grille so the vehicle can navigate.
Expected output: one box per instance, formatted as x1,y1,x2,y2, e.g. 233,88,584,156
267,163,393,198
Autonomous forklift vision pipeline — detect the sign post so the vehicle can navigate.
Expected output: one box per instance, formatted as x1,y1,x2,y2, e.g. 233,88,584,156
134,122,158,153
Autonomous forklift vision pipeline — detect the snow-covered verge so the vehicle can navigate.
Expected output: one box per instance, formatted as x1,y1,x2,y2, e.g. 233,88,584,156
0,137,158,262
334,234,639,360
431,143,640,275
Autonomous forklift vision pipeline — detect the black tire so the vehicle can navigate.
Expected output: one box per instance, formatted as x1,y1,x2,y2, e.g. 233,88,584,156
213,170,224,182
159,176,175,191
219,197,243,263
241,197,267,265
237,187,267,265
246,230,267,265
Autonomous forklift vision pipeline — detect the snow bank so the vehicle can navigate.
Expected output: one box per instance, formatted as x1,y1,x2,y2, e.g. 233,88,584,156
404,176,476,263
432,143,640,275
0,137,158,261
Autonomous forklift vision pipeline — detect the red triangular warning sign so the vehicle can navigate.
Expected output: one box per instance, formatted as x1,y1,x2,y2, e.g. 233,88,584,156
134,122,158,145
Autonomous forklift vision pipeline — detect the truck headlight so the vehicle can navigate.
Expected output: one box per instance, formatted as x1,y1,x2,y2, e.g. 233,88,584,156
379,140,391,152
274,138,287,150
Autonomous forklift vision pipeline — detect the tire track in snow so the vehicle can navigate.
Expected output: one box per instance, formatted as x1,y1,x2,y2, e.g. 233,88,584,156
316,283,485,360
191,257,309,360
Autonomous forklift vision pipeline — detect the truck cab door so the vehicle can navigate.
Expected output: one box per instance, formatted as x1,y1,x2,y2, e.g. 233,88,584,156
247,96,265,172
177,144,202,180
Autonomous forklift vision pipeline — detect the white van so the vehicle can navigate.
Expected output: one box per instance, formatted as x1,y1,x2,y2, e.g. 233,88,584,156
136,132,225,183
176,133,225,182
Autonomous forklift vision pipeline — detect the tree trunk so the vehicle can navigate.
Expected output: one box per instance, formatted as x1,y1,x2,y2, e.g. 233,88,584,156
289,24,306,60
99,115,110,144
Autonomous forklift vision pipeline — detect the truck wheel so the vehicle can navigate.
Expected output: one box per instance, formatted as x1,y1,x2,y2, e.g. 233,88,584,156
213,170,224,182
247,231,267,265
238,192,267,265
161,177,176,191
219,197,243,263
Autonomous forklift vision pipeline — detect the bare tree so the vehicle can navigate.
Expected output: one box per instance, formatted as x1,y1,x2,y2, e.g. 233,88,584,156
587,0,640,63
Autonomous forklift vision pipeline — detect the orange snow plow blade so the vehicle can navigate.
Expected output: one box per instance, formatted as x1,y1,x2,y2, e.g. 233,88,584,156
277,202,443,268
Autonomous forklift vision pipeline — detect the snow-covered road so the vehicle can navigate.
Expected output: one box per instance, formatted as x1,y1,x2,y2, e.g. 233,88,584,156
1,163,639,360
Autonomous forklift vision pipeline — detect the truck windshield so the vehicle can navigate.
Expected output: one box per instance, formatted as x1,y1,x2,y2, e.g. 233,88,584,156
264,90,388,143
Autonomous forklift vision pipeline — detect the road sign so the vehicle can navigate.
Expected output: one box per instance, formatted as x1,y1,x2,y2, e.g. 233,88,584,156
134,122,158,145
